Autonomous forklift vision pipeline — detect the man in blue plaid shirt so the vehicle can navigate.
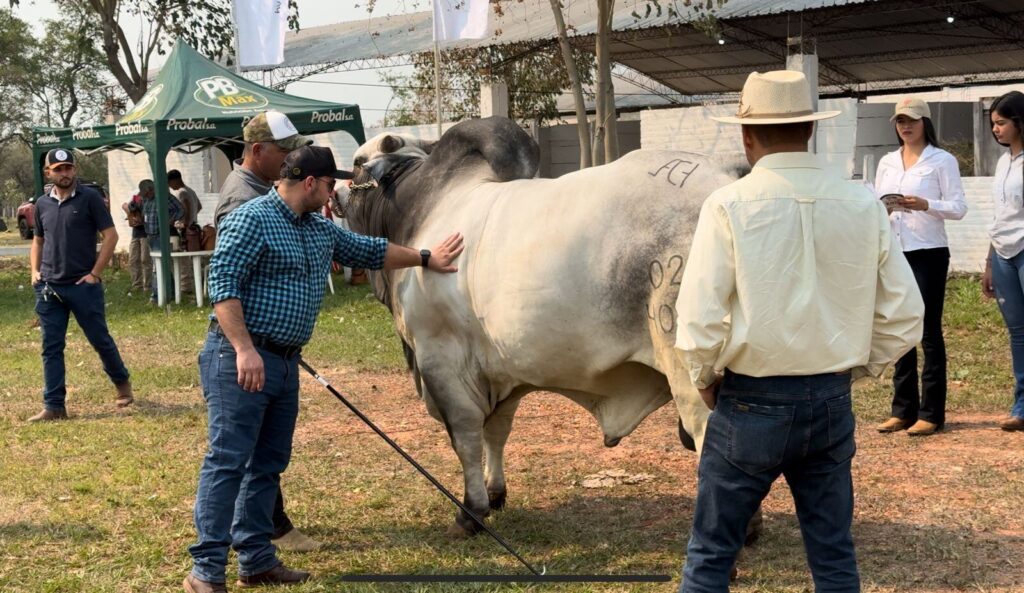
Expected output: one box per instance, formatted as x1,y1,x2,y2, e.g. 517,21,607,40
185,146,463,593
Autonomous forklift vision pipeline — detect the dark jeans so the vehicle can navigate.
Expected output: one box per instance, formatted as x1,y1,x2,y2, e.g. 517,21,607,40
189,331,300,583
990,248,1024,419
272,488,293,539
681,371,860,593
34,281,130,411
892,247,949,426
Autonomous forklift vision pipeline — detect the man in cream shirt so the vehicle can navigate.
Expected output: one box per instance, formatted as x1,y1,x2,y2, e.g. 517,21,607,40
674,71,924,592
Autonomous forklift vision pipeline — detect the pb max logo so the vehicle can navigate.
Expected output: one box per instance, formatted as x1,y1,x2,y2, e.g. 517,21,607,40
194,77,268,110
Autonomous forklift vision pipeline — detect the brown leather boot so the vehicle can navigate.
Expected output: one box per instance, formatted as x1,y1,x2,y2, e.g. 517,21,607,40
183,574,228,593
27,409,68,423
237,564,310,587
876,417,910,433
115,381,134,408
1000,416,1024,431
907,419,939,436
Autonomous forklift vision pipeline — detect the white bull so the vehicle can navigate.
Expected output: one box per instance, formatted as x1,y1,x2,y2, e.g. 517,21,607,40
343,117,737,535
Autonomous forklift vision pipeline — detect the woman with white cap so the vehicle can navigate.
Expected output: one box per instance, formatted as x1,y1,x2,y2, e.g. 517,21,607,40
982,90,1024,431
874,97,967,437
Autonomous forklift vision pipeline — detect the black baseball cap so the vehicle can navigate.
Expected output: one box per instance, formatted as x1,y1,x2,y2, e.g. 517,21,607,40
280,146,353,181
45,148,75,168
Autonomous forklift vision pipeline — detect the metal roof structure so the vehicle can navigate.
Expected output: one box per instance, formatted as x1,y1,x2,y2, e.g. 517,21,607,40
277,0,1024,98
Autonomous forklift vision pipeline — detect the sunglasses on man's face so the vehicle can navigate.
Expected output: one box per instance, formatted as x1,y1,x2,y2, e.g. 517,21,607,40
316,177,336,191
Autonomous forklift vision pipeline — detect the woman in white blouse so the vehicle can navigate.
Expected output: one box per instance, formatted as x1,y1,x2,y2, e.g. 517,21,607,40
874,97,967,436
982,90,1024,432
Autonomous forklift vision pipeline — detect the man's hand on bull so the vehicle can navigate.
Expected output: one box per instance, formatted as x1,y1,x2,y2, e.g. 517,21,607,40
384,232,465,273
428,232,465,273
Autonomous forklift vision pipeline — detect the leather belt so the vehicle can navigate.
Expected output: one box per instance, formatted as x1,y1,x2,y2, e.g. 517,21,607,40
208,320,302,359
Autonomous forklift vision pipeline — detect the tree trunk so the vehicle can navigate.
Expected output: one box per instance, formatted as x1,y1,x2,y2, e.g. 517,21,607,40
596,0,618,163
592,1,607,166
548,0,591,169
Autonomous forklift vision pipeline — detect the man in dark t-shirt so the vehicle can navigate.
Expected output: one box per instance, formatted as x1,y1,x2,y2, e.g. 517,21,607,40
28,148,134,422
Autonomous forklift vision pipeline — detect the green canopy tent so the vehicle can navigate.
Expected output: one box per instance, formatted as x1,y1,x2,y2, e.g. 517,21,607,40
30,40,367,306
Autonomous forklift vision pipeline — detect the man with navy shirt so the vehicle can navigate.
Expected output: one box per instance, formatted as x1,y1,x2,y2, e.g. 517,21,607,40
28,148,134,422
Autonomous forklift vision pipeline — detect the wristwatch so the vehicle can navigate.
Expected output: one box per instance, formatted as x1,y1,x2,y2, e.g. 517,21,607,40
420,249,431,268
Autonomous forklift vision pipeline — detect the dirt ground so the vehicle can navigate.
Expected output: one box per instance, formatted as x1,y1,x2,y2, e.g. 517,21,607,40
292,367,1024,592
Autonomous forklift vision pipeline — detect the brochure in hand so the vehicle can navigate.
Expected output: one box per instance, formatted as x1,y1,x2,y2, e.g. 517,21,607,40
880,193,906,213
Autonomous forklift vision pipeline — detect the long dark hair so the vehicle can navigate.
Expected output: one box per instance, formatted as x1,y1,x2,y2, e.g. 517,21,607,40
991,90,1024,149
895,116,940,148
992,90,1024,188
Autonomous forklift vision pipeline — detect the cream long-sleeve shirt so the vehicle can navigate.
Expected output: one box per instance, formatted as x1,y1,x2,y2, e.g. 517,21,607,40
674,152,925,389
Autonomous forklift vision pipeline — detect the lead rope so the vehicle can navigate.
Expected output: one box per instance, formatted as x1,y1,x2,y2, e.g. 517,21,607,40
297,359,544,576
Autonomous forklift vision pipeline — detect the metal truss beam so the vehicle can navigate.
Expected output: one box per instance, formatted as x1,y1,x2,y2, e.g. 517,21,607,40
828,42,1021,67
723,21,861,88
954,3,1024,50
610,65,690,104
265,56,416,89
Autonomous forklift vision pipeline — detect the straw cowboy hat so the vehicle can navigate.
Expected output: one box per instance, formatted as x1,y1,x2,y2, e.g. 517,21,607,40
712,70,841,125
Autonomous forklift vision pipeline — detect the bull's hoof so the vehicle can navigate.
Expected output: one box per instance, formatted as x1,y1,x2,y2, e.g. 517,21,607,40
603,435,622,448
488,489,507,511
448,509,488,538
445,523,475,539
744,507,764,547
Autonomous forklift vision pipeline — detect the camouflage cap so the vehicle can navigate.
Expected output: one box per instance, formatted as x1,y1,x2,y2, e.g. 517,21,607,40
243,110,311,151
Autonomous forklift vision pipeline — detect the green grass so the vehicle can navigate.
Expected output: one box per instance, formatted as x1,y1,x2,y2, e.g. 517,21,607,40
1,255,1022,592
0,218,29,245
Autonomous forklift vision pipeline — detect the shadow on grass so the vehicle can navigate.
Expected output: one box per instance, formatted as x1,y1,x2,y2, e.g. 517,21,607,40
130,399,204,417
305,497,1023,590
739,511,1023,590
309,493,693,579
940,418,1006,431
68,400,204,421
0,521,108,543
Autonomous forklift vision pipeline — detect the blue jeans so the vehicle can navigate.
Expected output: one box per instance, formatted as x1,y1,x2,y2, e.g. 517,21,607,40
189,331,300,583
34,281,130,411
990,250,1024,419
681,371,860,593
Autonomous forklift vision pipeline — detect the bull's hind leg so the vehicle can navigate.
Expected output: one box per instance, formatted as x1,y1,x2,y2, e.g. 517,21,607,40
419,366,492,537
483,395,524,511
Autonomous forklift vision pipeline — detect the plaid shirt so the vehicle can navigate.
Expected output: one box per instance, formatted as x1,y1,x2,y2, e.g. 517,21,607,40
142,193,184,237
208,189,388,347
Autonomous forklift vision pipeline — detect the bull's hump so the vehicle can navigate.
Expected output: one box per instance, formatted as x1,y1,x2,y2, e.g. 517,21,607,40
427,117,539,183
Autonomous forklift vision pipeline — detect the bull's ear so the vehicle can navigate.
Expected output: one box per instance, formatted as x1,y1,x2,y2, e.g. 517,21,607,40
362,158,391,183
421,140,437,154
380,135,404,154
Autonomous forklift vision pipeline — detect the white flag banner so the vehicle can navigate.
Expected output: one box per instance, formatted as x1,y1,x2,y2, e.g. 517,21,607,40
233,0,288,68
433,0,489,42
